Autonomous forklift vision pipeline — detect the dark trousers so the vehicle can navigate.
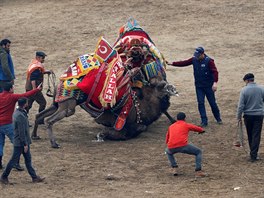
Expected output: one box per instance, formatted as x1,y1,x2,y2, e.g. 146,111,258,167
244,115,263,160
195,86,221,124
26,91,47,113
1,146,37,179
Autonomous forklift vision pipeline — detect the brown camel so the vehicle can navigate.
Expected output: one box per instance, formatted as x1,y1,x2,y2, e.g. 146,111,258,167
31,75,177,148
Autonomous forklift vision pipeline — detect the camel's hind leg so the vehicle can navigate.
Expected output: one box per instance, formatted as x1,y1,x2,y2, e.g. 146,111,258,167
31,104,58,139
45,99,77,148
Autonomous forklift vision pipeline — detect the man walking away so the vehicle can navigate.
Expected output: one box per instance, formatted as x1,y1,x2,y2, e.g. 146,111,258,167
237,73,264,162
0,98,45,185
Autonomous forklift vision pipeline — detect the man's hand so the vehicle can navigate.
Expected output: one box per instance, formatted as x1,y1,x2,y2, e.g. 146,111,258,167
199,130,206,134
24,145,28,153
212,82,217,92
165,61,173,66
44,70,52,75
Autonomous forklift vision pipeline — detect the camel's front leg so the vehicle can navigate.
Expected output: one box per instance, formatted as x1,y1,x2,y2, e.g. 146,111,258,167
31,105,58,139
45,104,76,148
163,111,176,124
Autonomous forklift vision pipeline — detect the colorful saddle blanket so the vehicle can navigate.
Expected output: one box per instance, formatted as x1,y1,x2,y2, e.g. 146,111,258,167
76,58,128,109
115,17,154,45
55,80,87,103
114,17,167,80
60,53,100,81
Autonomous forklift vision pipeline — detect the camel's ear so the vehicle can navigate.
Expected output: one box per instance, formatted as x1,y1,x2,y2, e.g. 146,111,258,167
149,76,164,87
149,77,158,87
156,81,167,90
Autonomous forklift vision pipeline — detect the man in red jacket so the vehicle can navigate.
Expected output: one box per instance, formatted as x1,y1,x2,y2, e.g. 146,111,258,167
0,82,41,170
165,112,206,177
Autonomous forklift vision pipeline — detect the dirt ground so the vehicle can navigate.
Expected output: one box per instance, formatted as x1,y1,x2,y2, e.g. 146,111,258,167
1,0,264,197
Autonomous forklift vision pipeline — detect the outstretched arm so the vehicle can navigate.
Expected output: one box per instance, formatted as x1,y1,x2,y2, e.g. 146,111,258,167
187,123,204,133
167,57,193,67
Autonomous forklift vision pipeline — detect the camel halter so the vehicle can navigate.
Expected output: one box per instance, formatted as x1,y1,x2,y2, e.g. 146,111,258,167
46,71,56,97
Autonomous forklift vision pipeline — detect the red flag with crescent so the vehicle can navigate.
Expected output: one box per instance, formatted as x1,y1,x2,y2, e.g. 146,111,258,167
94,36,113,63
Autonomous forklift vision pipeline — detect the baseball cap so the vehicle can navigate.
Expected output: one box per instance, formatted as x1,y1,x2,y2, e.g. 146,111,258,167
193,47,204,58
36,51,47,57
243,73,254,81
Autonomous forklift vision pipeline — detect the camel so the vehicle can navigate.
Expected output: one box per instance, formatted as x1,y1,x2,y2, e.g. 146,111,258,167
32,18,177,148
31,73,177,148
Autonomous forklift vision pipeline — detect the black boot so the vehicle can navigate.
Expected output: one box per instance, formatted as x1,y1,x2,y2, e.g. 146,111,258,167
13,164,24,171
13,158,24,171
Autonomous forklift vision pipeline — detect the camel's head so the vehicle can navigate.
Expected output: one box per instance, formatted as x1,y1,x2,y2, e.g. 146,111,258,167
149,76,178,97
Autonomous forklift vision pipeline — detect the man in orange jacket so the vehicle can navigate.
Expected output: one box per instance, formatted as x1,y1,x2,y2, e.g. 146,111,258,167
165,112,206,177
25,51,51,124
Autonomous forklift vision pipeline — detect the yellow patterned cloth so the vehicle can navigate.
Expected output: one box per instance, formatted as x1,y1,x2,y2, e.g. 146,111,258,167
60,53,100,81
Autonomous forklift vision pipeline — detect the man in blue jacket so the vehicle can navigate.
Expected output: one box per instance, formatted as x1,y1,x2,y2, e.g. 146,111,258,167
167,47,222,127
0,39,15,93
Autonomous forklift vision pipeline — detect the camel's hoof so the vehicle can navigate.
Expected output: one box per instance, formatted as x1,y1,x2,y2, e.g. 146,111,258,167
95,133,105,142
31,136,41,140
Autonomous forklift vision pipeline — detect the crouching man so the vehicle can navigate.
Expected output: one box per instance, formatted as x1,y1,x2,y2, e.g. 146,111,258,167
165,112,207,177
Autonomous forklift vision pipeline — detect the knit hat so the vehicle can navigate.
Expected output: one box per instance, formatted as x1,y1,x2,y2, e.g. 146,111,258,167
243,73,254,81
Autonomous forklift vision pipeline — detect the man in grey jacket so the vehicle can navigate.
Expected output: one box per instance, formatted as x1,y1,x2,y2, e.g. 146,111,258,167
237,73,264,162
0,98,45,184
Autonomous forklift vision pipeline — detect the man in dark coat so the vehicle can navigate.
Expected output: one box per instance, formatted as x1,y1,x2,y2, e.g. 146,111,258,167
0,98,45,184
167,47,222,127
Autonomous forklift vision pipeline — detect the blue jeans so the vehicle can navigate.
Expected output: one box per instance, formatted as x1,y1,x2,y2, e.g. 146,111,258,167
166,144,202,171
195,86,221,124
2,146,37,179
0,124,14,156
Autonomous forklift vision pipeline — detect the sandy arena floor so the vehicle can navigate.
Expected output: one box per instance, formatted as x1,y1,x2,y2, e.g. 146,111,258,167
1,0,264,197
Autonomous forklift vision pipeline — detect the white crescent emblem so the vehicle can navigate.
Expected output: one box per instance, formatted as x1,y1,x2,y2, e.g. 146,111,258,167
99,45,107,54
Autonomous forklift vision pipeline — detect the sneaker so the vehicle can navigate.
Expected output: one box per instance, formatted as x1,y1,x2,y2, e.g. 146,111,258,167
13,164,24,171
171,167,178,176
32,176,45,183
31,135,41,140
217,120,223,125
249,156,260,163
200,122,208,127
0,176,9,185
195,170,207,177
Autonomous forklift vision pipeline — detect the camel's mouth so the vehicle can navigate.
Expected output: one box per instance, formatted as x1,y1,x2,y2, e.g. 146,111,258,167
165,84,178,96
